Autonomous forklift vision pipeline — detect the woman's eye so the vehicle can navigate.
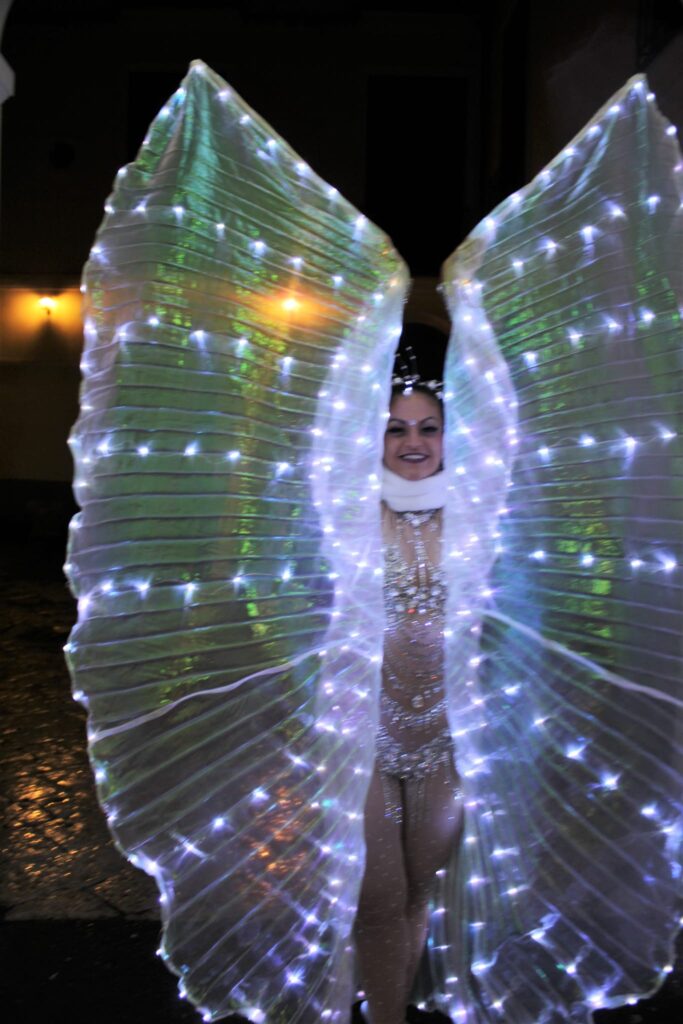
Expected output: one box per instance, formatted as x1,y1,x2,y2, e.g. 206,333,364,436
421,424,439,435
386,426,405,436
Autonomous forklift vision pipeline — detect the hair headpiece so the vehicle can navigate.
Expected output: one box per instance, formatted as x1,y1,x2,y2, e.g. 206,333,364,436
391,342,444,401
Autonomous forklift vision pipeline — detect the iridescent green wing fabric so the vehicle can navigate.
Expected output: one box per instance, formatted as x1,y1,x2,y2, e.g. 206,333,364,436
435,76,682,1022
65,60,408,1023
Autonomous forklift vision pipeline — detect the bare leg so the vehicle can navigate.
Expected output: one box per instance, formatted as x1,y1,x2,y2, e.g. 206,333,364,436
355,763,463,1022
354,768,409,1024
402,762,464,1001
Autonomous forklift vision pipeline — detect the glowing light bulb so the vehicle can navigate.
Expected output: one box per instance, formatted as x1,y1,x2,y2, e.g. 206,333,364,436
252,239,266,255
646,195,661,212
580,434,596,447
580,553,595,567
184,442,198,456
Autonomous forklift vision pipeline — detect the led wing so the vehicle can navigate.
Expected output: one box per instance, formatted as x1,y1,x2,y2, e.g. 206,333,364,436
435,76,682,1022
65,60,409,1023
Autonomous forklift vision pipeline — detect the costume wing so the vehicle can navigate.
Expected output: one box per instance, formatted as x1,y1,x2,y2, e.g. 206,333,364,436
435,76,682,1022
65,60,409,1023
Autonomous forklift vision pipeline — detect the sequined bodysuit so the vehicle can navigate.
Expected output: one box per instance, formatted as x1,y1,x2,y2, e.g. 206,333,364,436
376,503,457,818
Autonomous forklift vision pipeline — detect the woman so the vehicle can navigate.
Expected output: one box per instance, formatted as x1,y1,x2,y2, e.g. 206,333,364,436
354,336,465,1024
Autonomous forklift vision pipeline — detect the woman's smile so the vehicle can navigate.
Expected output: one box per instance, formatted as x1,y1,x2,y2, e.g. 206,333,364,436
383,391,444,481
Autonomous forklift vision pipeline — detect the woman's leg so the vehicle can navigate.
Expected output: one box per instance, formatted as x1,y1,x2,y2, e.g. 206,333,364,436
402,762,464,999
354,768,410,1024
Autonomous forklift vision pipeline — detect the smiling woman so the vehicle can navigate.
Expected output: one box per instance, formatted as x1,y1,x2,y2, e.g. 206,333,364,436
384,391,444,481
351,327,460,1024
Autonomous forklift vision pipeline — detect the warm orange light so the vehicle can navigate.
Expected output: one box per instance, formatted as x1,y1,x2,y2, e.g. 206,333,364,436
38,296,58,314
281,296,300,313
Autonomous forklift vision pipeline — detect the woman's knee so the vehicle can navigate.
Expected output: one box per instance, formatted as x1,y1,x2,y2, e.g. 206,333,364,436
356,871,407,926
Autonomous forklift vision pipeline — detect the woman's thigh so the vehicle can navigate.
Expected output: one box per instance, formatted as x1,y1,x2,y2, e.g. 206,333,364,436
356,767,408,922
402,762,464,902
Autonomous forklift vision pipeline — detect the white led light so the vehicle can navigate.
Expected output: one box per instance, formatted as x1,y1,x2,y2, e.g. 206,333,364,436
580,434,596,447
252,239,266,255
184,442,198,456
646,195,661,212
580,553,595,566
148,316,160,327
565,744,584,759
666,125,677,137
530,550,546,561
512,258,524,271
173,205,184,219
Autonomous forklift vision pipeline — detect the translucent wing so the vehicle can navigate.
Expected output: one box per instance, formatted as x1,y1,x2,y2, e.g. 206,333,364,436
434,76,682,1022
65,61,409,1023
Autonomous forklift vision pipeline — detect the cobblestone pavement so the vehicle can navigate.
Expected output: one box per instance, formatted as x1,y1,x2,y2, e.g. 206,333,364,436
1,535,681,1023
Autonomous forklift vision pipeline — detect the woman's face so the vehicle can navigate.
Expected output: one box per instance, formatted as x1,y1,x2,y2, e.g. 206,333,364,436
383,390,444,481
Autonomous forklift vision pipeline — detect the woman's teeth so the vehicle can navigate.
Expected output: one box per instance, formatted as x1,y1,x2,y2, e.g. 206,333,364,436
401,454,426,461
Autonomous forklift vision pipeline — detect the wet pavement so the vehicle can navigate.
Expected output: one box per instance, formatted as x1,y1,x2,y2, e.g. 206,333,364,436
1,529,682,1023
